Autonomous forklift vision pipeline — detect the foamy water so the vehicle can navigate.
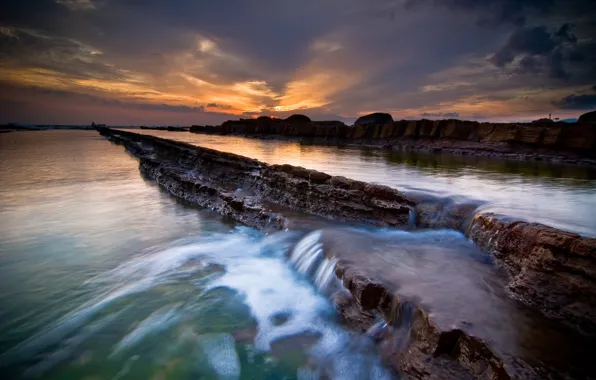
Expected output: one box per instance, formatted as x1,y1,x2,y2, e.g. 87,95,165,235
2,228,393,379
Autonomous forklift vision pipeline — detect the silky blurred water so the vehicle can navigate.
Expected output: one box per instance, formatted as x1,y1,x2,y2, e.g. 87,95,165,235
0,131,393,380
138,130,596,237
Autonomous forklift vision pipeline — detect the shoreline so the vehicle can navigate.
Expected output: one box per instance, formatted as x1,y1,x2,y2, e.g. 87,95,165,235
97,127,596,379
190,117,596,167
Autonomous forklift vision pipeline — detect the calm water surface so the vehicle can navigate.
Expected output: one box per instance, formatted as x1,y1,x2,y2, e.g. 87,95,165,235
0,131,393,379
138,130,596,237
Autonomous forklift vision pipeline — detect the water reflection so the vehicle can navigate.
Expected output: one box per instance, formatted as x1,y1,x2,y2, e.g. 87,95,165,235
0,131,393,379
136,130,596,236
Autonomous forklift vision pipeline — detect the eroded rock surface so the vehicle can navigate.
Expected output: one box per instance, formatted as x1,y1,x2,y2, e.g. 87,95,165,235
97,127,595,379
468,213,596,337
97,127,413,229
190,118,596,165
316,229,594,380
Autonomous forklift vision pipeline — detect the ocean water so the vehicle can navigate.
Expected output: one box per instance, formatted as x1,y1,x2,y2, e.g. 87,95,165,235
0,131,393,379
1,130,594,380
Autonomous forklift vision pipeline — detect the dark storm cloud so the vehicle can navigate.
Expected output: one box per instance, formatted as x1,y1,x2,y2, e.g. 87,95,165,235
405,0,555,26
1,0,596,123
489,24,579,79
556,94,596,110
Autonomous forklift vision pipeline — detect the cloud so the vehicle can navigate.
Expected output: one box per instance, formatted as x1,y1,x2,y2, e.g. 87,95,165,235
556,94,596,110
404,0,555,26
489,24,579,79
421,112,460,118
55,0,96,11
1,0,596,124
206,103,232,110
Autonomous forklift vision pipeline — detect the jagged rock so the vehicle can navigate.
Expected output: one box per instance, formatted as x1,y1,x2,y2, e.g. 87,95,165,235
355,112,394,126
467,212,596,336
285,114,311,123
97,127,413,228
97,127,595,379
578,110,596,123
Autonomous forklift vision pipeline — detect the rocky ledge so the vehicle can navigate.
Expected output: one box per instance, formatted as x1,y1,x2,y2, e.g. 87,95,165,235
468,213,596,337
97,127,595,379
190,115,596,165
97,127,414,230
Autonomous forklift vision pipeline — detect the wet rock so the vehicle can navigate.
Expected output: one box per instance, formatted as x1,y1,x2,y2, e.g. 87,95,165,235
467,212,596,336
332,259,520,380
97,128,413,228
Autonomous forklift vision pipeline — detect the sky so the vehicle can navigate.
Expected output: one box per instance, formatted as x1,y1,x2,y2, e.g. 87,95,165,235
1,0,595,126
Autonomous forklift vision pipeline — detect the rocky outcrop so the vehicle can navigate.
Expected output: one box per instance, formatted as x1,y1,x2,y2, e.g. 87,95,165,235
467,213,596,337
190,118,596,164
578,110,596,123
97,127,414,229
332,272,533,379
285,114,311,123
355,112,394,126
98,127,595,378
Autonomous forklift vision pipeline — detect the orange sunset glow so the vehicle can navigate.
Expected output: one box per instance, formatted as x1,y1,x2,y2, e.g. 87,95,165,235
1,1,595,125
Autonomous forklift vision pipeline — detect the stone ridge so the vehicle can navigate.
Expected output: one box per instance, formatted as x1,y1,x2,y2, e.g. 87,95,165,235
467,213,596,337
97,127,414,228
332,262,549,380
190,118,596,164
97,127,594,378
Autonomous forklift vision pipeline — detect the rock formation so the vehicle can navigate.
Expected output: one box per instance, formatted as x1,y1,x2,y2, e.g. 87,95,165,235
97,127,596,379
578,110,596,123
190,118,596,165
97,127,413,229
467,213,596,337
285,114,311,123
355,112,394,126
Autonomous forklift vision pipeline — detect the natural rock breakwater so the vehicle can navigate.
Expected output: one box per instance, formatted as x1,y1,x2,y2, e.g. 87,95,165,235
190,117,596,165
98,127,414,229
97,127,595,379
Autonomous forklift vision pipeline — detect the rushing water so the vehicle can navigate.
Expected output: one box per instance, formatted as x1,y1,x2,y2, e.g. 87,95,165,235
136,130,596,237
0,131,394,379
1,130,595,379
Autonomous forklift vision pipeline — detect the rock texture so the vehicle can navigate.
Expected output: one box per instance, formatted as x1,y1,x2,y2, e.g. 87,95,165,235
330,259,577,380
100,127,595,337
467,213,596,337
97,127,414,229
190,118,596,165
